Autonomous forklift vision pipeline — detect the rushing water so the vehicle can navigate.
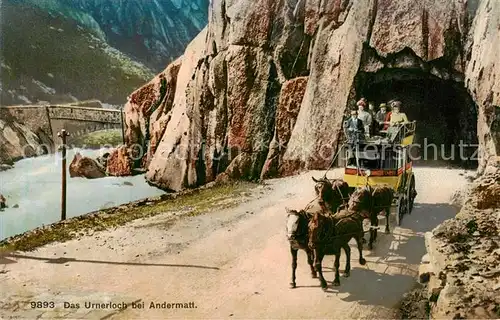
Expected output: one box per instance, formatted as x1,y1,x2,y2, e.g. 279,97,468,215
0,148,165,241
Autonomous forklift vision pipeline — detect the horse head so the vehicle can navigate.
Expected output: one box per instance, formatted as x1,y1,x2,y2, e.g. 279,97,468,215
286,208,308,241
348,187,372,212
312,176,334,200
331,179,350,199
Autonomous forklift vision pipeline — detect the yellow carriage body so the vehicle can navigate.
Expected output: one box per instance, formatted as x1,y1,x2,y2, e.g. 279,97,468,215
340,121,417,225
342,121,416,192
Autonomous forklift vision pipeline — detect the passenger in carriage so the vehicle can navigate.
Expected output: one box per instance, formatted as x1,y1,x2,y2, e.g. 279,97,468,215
356,99,372,137
344,110,365,143
375,103,389,133
388,101,409,125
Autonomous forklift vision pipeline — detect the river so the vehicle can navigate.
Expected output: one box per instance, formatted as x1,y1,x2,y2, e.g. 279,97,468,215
0,148,165,241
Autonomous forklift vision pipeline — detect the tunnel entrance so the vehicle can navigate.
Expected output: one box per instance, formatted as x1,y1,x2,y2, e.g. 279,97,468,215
355,69,478,169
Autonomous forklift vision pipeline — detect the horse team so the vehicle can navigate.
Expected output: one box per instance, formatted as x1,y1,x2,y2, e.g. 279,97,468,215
286,176,394,290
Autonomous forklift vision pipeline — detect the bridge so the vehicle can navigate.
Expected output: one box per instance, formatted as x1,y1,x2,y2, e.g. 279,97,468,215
0,101,124,151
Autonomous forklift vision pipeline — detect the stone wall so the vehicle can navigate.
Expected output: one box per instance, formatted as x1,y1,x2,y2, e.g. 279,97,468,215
464,0,500,171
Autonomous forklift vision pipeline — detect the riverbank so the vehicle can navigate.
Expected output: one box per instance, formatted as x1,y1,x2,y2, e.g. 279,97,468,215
0,148,166,240
0,180,258,252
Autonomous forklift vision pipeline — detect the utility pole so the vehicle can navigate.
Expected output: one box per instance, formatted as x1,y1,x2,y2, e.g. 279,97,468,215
58,129,70,221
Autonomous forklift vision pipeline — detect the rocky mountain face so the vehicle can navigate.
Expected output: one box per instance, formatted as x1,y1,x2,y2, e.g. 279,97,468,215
122,0,499,192
0,114,44,166
1,0,155,106
16,0,209,71
421,163,500,319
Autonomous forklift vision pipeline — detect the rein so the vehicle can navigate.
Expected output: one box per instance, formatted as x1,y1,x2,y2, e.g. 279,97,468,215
334,184,349,206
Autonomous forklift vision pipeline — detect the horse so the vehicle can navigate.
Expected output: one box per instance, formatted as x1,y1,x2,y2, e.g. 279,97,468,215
308,206,366,289
311,176,351,213
348,185,395,250
285,207,316,288
284,177,355,289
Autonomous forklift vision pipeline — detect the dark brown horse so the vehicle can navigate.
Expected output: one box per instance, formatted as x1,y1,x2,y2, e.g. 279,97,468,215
308,206,366,289
285,207,316,288
311,177,351,213
348,185,395,249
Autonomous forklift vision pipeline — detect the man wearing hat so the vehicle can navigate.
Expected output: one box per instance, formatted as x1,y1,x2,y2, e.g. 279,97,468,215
344,110,365,143
375,103,389,133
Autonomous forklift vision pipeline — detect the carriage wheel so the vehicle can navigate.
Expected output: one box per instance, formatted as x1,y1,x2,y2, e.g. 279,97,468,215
407,175,416,214
396,195,406,226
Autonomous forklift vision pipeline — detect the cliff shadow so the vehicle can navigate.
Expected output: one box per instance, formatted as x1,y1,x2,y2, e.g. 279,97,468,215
364,202,458,265
326,267,417,308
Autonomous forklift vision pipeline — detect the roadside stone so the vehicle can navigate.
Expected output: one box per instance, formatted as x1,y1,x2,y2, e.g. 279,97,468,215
419,263,434,284
69,152,106,179
419,272,431,284
421,253,431,264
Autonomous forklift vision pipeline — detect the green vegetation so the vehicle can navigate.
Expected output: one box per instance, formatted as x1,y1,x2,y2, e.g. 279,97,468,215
0,0,154,106
0,181,257,252
72,129,123,148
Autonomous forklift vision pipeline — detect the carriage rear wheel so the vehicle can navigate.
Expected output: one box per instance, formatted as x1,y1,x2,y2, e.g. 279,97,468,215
407,175,416,214
396,195,406,226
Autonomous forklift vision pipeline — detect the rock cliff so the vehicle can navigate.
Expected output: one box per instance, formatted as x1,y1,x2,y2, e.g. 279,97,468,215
420,165,500,319
0,115,44,166
124,0,499,191
464,0,500,171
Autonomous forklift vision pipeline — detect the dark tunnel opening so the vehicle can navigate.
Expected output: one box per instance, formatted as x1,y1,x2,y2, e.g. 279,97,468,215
355,69,479,169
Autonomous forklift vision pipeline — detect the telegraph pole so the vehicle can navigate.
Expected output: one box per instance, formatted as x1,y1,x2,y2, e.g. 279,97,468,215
58,129,70,221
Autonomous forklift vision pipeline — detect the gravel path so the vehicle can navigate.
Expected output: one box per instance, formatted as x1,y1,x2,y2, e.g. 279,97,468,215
0,168,469,319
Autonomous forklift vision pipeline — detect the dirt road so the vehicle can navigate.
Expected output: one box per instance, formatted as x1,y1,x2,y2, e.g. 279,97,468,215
0,168,468,319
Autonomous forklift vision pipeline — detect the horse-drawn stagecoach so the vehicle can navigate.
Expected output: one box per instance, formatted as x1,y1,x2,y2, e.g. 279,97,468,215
341,121,418,225
286,121,419,289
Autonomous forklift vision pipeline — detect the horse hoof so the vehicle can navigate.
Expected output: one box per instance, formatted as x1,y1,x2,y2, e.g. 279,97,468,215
368,243,373,250
359,258,367,265
333,281,340,287
321,282,328,290
311,273,318,279
343,272,350,278
385,229,390,234
362,238,367,244
289,283,296,289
